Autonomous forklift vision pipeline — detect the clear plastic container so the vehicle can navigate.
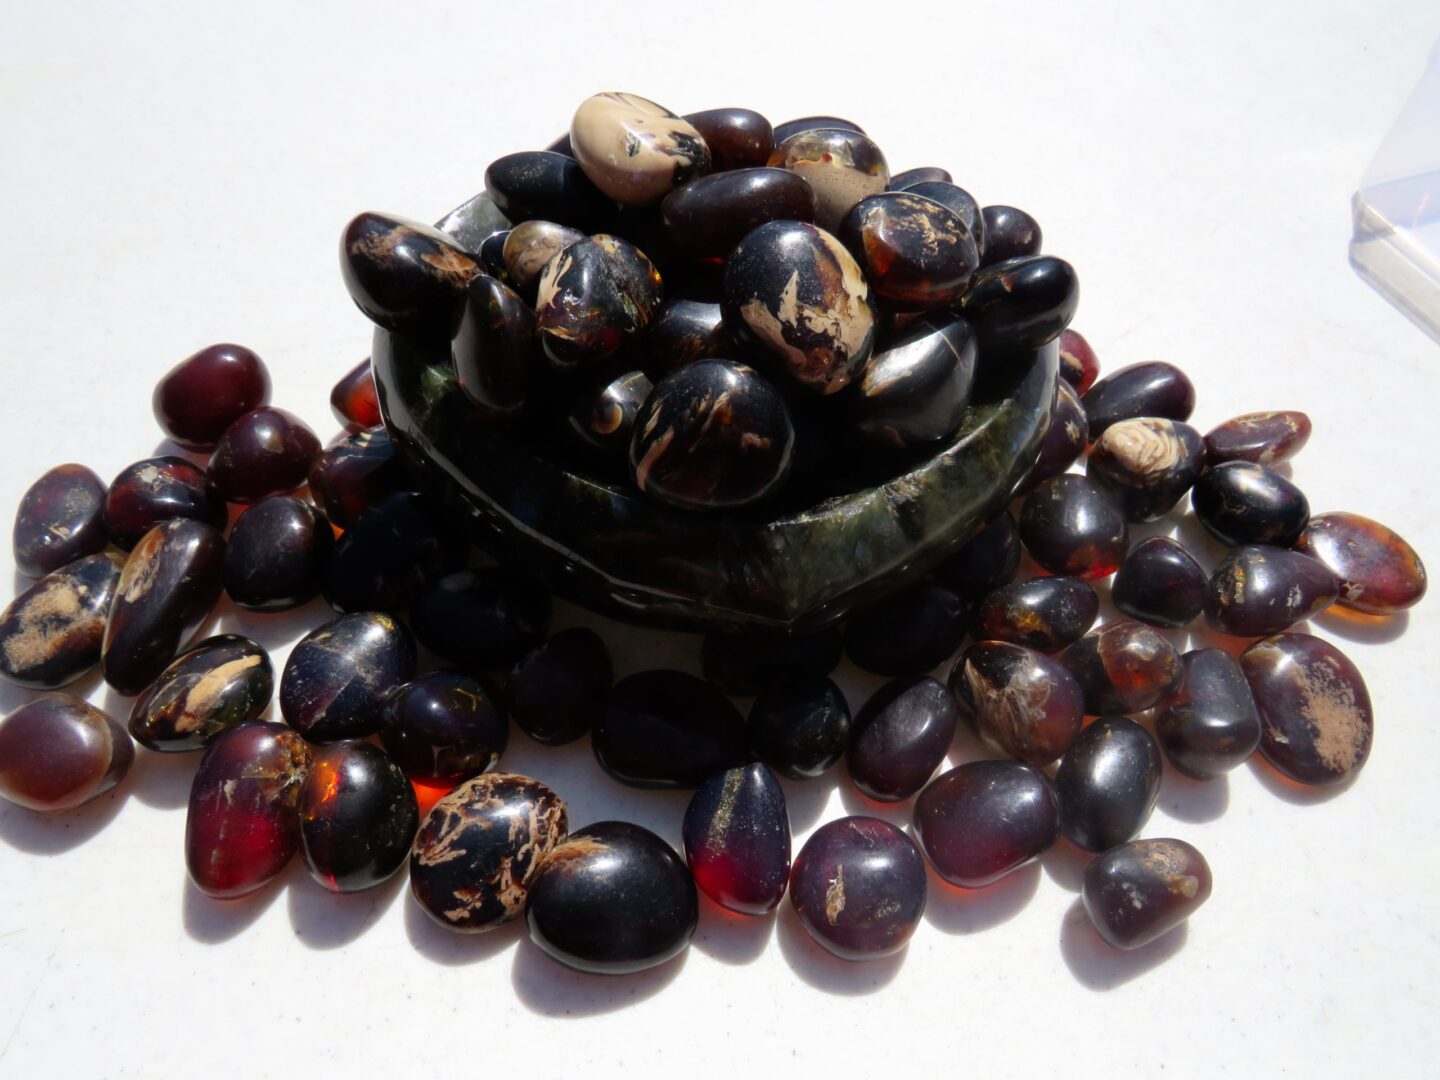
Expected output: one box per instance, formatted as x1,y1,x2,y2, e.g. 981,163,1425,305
1351,39,1440,344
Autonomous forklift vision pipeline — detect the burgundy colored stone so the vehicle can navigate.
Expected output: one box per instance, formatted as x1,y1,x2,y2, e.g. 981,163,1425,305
152,343,271,451
12,464,109,578
208,407,321,505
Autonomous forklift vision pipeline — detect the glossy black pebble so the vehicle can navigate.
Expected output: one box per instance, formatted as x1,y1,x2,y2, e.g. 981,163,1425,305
452,274,535,421
772,115,864,143
969,576,1099,653
683,107,774,171
0,552,123,689
913,761,1060,887
280,612,416,742
13,464,109,578
700,627,843,696
1111,536,1207,628
409,567,553,671
847,675,959,802
223,497,333,612
484,150,612,230
1018,474,1130,580
1081,361,1196,440
208,407,322,506
535,234,663,369
662,167,815,262
128,634,272,752
846,314,976,450
103,456,226,551
1083,838,1212,949
642,299,733,380
504,627,612,747
380,671,508,785
1204,546,1338,636
322,492,468,614
935,511,1021,598
300,740,418,893
1060,620,1182,715
683,763,791,915
307,427,406,531
568,370,653,455
840,192,979,307
789,817,926,961
890,166,953,190
747,676,851,781
1087,418,1206,521
526,820,697,973
950,642,1085,766
979,205,1042,265
593,670,746,789
843,581,966,677
340,211,479,337
1155,648,1261,780
1192,461,1310,547
960,255,1078,351
1055,716,1162,853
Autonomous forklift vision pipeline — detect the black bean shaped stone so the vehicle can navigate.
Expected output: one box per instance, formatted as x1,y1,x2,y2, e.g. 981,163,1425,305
568,370,653,455
935,511,1021,598
1083,838,1212,950
223,496,333,612
299,740,419,893
1060,620,1182,715
526,820,698,973
104,456,226,551
1021,379,1088,493
901,181,985,253
1155,648,1261,780
843,581,967,677
845,313,976,450
969,576,1099,653
700,626,843,696
979,205,1043,265
1192,461,1310,547
452,273,535,421
1087,418,1206,521
913,761,1060,887
1018,474,1130,580
411,772,568,932
409,567,553,671
1204,545,1338,637
128,634,272,752
280,612,416,742
839,192,979,308
683,108,774,172
504,627,612,747
102,519,226,695
483,150,612,230
0,552,123,689
593,669,746,789
379,671,508,785
306,428,405,532
13,464,109,578
890,166,953,190
1054,716,1162,852
950,642,1085,766
847,675,959,802
535,235,663,370
1110,536,1207,629
722,220,877,396
747,676,851,781
683,763,791,915
642,299,734,380
1081,361,1196,440
662,167,815,262
1203,410,1311,467
960,255,1078,352
322,492,468,614
340,211,479,338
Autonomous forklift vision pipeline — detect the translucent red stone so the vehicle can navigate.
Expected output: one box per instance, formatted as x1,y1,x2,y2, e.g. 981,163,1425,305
104,456,226,551
306,427,405,530
913,761,1060,887
330,359,382,430
1294,511,1427,615
1060,620,1182,715
1058,328,1099,394
0,694,133,811
1203,410,1310,467
1204,546,1338,636
1018,474,1129,580
951,642,1084,766
152,343,271,451
682,763,791,915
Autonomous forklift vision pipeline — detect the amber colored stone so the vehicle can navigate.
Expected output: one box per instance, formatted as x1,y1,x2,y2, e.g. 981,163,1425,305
330,359,381,430
1155,648,1261,780
0,694,133,811
959,255,1078,351
0,552,123,689
1081,361,1195,440
223,496,332,612
969,576,1099,653
1021,379,1088,492
593,670,746,789
185,721,310,898
1241,633,1373,786
847,675,959,802
152,343,271,451
1058,329,1100,394
128,634,272,752
913,761,1060,887
951,642,1085,766
452,274,535,421
979,205,1042,265
1083,838,1211,949
280,612,416,742
684,108,774,171
1060,620,1182,715
12,464,109,578
299,740,418,893
1055,716,1162,852
1110,536,1207,628
380,671,508,784
1204,546,1338,636
1203,410,1311,467
1018,474,1129,580
903,182,985,251
772,116,865,143
1294,511,1427,615
840,192,979,307
104,456,226,551
1192,461,1310,547
208,407,321,505
683,763,791,915
306,427,406,530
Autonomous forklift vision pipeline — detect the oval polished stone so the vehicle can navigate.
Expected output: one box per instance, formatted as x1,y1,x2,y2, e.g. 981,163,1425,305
1055,716,1162,852
767,128,889,232
153,343,271,451
1058,328,1100,394
789,816,926,960
1203,409,1311,467
642,299,733,380
722,220,877,395
536,234,663,368
128,634,272,752
662,168,815,262
700,627,843,696
452,273,535,420
1111,536,1207,628
847,675,959,802
901,181,985,252
104,456,225,551
185,721,310,898
1087,418,1206,521
280,612,416,742
306,428,405,531
843,581,967,677
571,92,710,206
1083,838,1212,949
1241,633,1373,786
483,150,612,229
630,359,795,511
772,115,864,143
969,576,1099,654
1155,648,1261,780
330,358,381,430
412,772,567,932
1022,379,1088,492
380,671,508,784
1204,545,1338,636
935,510,1021,598
526,820,697,972
504,627,612,747
840,192,979,307
683,763,791,915
208,407,321,505
502,219,585,299
568,370,653,455
322,492,468,614
340,211,479,337
913,761,1060,887
299,740,418,893
747,676,851,780
410,567,552,670
478,228,511,281
845,314,976,450
951,642,1085,766
1018,474,1129,580
0,694,133,811
960,255,1078,351
1060,620,1182,715
683,107,773,172
0,553,123,689
1295,512,1427,614
979,205,1043,265
12,464,110,578
593,670,746,789
102,519,226,695
223,496,332,612
1192,461,1310,546
890,166,953,189
1081,361,1196,440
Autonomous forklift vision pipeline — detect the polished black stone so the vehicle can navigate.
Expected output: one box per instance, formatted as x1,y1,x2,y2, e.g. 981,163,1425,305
1204,545,1338,636
683,763,790,915
483,150,612,230
104,456,226,551
889,166,953,190
1192,461,1310,547
128,634,272,752
452,273,535,421
1059,620,1183,715
340,211,478,337
299,740,418,893
979,205,1042,264
662,168,815,262
434,189,511,253
12,464,109,578
223,496,332,612
0,553,123,690
380,671,507,784
934,510,1022,598
845,314,976,450
683,108,774,171
1081,361,1196,440
322,492,467,614
747,676,851,781
847,675,959,802
1155,648,1261,779
843,581,966,676
280,612,416,742
208,407,321,505
1055,716,1162,853
410,567,553,671
594,670,746,789
1018,474,1129,579
307,428,406,532
1083,838,1212,949
969,576,1098,653
898,181,985,254
913,761,1060,887
960,255,1078,351
504,627,612,746
1110,536,1207,628
701,628,843,695
568,370,653,456
642,299,734,380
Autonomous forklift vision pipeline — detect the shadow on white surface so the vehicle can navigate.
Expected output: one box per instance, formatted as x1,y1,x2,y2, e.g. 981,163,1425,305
776,772,839,835
1039,837,1093,893
216,594,337,659
1246,753,1358,806
289,864,407,949
691,891,775,965
1059,897,1188,991
1157,765,1230,823
403,894,522,965
127,745,200,810
1314,606,1410,645
0,662,104,717
0,784,129,855
773,900,904,994
149,439,211,468
182,864,291,943
510,934,687,1017
922,861,1040,935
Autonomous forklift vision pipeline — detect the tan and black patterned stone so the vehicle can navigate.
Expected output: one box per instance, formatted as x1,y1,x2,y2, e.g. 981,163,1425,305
840,192,979,307
340,211,478,337
1088,417,1206,522
128,634,272,752
1083,838,1211,949
570,92,711,206
0,552,123,689
279,612,416,742
767,127,889,232
535,235,663,369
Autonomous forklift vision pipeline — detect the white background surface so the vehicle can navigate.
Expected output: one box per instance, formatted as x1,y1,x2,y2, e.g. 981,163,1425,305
2,2,1438,1076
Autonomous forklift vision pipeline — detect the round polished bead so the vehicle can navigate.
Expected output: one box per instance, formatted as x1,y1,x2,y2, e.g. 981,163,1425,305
12,464,110,578
153,343,271,451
